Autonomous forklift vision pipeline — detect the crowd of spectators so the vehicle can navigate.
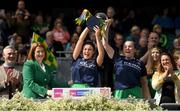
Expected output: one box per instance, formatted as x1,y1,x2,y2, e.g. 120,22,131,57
0,4,179,60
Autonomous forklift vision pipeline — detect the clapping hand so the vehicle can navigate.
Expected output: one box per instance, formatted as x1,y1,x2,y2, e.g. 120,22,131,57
163,62,173,77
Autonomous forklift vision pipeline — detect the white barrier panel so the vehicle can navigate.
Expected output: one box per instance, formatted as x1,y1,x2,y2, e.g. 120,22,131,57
52,87,111,99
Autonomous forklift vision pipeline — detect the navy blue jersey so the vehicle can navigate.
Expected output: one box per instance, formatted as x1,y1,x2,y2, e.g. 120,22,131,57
71,56,100,86
113,55,147,90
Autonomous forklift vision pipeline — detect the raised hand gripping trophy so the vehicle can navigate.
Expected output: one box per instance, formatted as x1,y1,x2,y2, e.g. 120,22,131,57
75,9,112,39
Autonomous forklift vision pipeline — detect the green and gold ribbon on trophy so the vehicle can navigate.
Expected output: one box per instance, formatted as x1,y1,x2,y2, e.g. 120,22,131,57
75,9,92,25
75,9,111,39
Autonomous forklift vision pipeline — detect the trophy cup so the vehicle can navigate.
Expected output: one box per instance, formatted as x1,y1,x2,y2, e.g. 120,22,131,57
75,9,111,38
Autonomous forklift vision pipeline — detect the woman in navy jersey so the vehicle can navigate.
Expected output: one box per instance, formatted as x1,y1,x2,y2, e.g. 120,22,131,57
71,25,104,88
102,39,151,99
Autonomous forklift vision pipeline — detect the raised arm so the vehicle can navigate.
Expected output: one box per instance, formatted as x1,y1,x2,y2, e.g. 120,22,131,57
93,25,104,66
101,19,114,59
140,50,149,64
73,27,90,60
140,38,157,63
102,36,114,59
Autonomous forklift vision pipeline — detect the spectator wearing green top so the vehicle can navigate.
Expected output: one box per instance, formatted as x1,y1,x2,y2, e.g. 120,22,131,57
22,42,69,99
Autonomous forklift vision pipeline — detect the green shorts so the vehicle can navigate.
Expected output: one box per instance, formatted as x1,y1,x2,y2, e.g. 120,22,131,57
71,83,90,88
114,86,142,99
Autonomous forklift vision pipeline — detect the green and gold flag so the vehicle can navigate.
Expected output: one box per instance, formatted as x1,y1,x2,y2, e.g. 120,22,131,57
32,32,58,70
